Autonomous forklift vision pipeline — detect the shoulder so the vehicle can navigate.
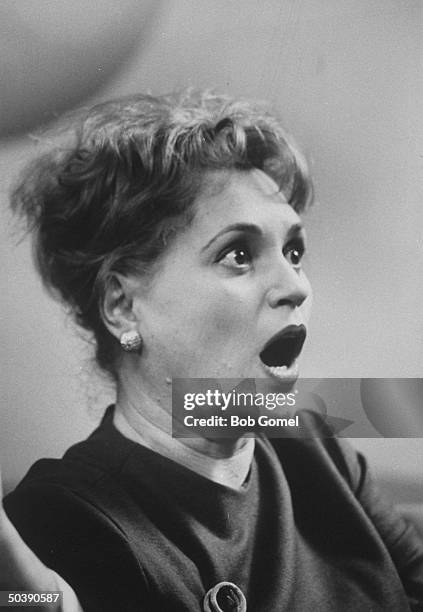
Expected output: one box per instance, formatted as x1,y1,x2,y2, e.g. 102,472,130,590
3,410,152,610
4,404,146,541
6,405,140,511
266,409,365,494
265,411,423,602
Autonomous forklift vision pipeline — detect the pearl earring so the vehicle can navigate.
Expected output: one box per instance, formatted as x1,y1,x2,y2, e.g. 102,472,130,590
120,330,142,352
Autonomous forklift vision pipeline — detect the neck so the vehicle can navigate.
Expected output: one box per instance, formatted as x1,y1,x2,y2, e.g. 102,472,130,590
116,367,250,459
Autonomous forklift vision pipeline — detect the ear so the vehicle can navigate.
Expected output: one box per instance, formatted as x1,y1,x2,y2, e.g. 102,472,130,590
100,272,141,341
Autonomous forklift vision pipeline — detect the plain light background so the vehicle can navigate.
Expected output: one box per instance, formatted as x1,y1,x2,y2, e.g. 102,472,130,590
1,0,422,494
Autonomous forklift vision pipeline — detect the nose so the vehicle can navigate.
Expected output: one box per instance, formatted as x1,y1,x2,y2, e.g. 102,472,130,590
266,260,311,309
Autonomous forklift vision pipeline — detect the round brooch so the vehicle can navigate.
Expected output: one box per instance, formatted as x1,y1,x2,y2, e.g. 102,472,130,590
203,581,247,611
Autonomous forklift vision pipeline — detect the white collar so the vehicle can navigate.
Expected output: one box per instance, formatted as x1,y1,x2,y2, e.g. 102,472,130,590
113,405,255,491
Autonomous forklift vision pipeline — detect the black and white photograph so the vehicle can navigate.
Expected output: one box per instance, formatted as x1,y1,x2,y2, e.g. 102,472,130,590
1,1,423,610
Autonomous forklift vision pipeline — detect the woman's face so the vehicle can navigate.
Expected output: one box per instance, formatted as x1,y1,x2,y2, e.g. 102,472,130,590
131,169,312,392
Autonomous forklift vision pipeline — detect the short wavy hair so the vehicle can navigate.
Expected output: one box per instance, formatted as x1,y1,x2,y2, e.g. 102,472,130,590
11,89,313,377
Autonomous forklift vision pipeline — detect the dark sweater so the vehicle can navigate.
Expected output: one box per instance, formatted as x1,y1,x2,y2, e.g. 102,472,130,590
4,407,423,611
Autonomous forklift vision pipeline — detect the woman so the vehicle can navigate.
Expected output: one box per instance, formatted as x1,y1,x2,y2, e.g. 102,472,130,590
1,90,423,611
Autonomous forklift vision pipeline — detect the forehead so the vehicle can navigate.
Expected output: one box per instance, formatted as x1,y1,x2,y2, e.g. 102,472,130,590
191,169,301,235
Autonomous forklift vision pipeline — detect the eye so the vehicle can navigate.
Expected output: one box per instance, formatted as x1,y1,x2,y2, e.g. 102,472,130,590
218,243,253,271
284,239,305,268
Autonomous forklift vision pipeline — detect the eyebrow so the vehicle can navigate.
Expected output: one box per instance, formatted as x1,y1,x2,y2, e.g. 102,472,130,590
201,221,304,252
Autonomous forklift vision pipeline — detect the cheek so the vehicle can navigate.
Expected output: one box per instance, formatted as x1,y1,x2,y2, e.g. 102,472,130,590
183,287,252,341
138,264,262,371
164,281,256,355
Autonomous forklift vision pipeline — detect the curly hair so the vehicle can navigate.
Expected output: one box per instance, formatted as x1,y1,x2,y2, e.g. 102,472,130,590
10,89,313,377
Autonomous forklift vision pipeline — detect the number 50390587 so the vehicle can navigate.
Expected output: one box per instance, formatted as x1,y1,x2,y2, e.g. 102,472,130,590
0,591,62,606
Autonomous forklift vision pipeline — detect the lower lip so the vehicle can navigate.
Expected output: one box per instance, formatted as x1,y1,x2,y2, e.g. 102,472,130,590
261,360,299,383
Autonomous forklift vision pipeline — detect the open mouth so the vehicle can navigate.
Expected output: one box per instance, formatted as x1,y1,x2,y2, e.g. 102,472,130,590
260,325,306,369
